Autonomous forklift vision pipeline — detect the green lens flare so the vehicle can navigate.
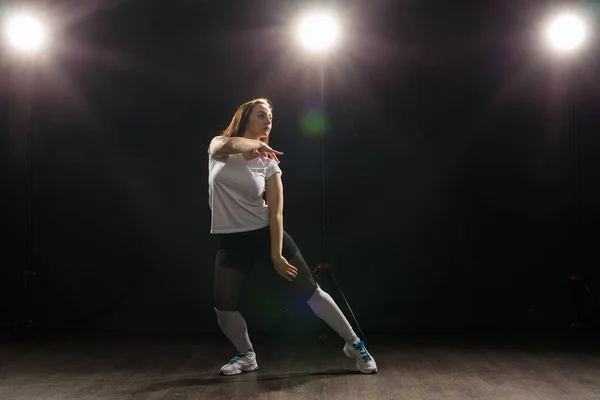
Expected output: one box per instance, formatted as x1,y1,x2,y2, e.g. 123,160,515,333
300,109,330,138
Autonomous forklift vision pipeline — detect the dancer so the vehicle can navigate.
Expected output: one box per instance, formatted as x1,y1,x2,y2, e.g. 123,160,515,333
208,98,377,375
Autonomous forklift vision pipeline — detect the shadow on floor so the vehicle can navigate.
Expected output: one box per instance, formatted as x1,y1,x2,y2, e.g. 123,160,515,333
137,368,362,393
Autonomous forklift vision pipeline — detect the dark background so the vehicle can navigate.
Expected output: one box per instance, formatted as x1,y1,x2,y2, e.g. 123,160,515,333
1,0,599,339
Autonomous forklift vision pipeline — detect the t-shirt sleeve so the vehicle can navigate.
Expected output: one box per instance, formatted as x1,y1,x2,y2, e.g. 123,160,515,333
265,159,282,180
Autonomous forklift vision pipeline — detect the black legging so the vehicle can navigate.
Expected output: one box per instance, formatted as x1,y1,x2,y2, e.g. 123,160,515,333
213,226,317,311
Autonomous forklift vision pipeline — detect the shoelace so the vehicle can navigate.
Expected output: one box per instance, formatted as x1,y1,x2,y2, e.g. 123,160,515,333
352,341,372,362
227,352,247,365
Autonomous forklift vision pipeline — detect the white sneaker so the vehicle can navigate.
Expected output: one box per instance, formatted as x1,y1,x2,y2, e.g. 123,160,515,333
219,352,259,376
343,340,377,374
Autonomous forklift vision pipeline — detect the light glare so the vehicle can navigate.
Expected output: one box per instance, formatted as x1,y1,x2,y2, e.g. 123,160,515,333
547,14,587,52
6,14,46,52
298,14,338,52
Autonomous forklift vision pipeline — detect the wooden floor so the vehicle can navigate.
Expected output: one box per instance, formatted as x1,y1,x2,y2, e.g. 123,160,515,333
1,331,599,399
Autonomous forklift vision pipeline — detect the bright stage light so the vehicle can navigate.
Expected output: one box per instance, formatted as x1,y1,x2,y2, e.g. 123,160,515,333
546,13,587,52
5,13,46,53
298,13,339,52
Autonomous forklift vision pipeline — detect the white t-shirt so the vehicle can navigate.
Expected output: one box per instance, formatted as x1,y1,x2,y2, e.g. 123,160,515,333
208,153,282,234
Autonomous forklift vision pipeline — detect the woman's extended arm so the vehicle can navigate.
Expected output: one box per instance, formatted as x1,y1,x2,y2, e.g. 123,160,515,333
208,136,282,158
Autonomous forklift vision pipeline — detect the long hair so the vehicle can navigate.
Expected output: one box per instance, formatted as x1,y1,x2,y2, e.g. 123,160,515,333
220,98,273,145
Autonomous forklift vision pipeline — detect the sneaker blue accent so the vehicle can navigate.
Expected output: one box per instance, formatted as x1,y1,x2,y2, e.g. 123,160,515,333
227,352,247,364
352,340,372,362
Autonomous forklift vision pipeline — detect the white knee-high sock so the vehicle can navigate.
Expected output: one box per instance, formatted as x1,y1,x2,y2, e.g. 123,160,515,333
214,308,253,353
306,287,357,343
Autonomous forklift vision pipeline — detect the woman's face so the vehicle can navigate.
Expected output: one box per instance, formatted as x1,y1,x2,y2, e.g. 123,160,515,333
243,103,272,141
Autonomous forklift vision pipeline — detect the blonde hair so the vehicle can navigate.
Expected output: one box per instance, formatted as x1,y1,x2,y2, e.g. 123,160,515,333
220,98,273,145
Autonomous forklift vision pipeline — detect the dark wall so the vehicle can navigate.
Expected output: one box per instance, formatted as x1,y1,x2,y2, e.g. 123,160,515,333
1,0,598,336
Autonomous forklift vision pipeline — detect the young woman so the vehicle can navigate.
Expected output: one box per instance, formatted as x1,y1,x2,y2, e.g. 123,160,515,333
208,98,377,375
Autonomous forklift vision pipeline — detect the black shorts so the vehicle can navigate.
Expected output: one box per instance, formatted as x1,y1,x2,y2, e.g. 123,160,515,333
214,225,300,276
